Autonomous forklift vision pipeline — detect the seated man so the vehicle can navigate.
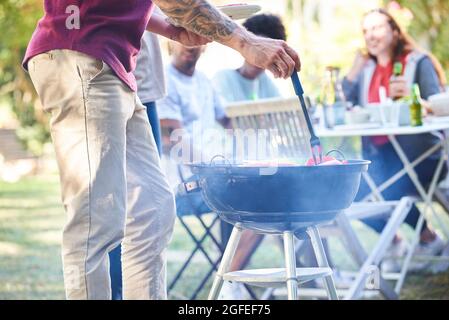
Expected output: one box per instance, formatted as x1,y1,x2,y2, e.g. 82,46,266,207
158,41,229,213
213,15,282,102
212,14,288,299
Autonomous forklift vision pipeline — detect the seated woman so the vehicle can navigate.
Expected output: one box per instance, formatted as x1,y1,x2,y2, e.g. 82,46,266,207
343,8,448,272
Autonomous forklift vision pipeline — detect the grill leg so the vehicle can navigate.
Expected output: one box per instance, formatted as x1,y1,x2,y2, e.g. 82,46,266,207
283,231,298,300
308,226,339,300
208,224,243,300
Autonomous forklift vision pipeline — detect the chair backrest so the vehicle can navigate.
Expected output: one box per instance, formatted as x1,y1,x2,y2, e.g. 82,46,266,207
225,97,312,159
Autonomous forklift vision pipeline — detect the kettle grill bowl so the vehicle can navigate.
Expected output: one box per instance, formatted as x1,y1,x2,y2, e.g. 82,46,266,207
190,160,370,234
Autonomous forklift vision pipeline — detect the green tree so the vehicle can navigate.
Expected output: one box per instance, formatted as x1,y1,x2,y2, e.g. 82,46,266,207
284,0,382,97
392,0,449,82
0,0,48,156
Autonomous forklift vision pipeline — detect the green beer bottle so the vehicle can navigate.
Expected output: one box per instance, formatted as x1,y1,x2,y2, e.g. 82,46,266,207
393,62,403,77
390,62,403,101
410,84,423,127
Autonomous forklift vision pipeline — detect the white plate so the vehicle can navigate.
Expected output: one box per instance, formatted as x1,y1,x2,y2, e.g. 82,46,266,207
217,4,262,20
425,116,449,124
166,4,261,26
333,123,382,131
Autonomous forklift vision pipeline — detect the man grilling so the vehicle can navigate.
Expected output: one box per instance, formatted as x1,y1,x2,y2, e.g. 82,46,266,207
24,0,300,299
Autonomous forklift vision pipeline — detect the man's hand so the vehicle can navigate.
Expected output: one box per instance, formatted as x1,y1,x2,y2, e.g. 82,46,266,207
147,13,211,47
172,26,211,47
239,33,300,79
389,76,410,100
421,99,431,116
154,0,301,78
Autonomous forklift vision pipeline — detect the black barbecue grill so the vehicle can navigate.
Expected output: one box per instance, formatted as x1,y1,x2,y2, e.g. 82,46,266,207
189,160,370,235
201,72,370,300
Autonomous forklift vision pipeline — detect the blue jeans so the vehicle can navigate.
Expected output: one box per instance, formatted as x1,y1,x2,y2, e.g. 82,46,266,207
109,101,161,300
146,102,162,156
356,134,447,233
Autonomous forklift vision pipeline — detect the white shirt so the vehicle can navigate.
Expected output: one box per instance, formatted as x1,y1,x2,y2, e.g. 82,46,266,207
158,64,225,134
158,64,227,188
213,69,280,103
134,31,166,103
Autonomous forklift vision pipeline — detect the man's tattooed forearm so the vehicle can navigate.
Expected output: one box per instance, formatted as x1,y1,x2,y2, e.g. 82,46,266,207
156,0,238,41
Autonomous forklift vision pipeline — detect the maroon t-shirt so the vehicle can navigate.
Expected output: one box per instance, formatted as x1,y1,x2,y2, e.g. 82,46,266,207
23,0,154,91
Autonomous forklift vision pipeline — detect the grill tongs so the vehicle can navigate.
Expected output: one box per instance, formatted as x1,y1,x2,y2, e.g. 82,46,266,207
291,71,323,165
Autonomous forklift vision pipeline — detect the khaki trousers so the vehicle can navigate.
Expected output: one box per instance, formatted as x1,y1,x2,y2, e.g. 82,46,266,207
28,49,176,300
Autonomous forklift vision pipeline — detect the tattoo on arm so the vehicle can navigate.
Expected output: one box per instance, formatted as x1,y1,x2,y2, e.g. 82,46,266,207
154,0,238,41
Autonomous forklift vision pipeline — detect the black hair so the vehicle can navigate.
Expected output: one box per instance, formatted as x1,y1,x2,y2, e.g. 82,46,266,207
243,14,287,41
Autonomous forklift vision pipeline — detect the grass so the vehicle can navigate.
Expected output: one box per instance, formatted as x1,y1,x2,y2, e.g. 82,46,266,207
1,174,449,300
0,175,65,299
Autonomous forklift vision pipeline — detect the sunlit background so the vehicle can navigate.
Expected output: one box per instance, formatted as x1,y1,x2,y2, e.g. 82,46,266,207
2,0,449,181
1,0,449,300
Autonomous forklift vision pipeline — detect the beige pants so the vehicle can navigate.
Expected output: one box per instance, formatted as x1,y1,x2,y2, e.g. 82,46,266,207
28,50,176,300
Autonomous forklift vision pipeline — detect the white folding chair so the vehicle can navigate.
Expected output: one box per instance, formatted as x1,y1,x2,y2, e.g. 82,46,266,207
225,97,413,299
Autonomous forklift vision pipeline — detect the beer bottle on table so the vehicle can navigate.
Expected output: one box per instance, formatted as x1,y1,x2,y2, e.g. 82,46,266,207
321,66,346,128
410,84,423,127
332,68,347,125
321,67,336,128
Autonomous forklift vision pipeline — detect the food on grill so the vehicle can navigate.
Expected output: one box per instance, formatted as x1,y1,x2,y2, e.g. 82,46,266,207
242,159,303,167
222,156,348,167
305,156,347,166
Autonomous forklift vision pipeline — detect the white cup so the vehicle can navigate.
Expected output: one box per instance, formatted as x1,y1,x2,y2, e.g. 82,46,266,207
366,102,408,127
346,108,371,124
